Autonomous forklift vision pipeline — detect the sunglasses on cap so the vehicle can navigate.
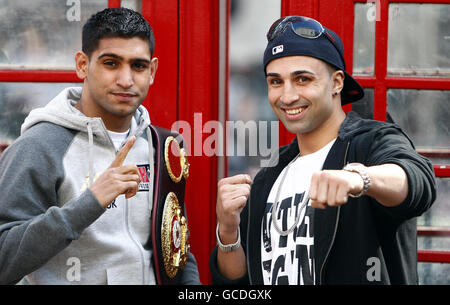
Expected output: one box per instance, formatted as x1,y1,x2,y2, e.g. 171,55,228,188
266,16,346,69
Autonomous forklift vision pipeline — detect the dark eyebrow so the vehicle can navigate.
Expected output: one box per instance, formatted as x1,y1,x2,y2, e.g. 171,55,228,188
265,72,280,78
266,70,315,78
291,70,315,77
97,53,151,64
98,53,123,61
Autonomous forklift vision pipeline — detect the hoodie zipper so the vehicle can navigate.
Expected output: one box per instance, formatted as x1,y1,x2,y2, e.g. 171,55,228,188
109,124,148,285
319,141,350,285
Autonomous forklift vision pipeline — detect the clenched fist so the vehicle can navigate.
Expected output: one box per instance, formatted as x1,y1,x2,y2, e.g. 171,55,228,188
309,169,364,209
216,174,252,242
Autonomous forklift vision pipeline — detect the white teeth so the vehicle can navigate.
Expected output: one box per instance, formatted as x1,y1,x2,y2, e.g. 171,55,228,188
285,108,304,115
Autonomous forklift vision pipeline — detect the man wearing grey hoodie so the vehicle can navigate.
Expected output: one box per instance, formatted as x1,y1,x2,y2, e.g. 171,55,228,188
0,8,200,285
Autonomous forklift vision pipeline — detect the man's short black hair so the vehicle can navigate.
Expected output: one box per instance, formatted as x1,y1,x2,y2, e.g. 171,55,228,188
82,7,155,58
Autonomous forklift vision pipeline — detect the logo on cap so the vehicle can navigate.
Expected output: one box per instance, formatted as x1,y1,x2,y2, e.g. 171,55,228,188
272,45,284,55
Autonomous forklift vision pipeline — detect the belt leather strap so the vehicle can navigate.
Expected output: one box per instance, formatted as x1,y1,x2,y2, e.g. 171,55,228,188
149,125,190,285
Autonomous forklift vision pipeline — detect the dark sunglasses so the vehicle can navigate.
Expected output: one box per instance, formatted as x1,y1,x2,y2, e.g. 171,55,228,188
266,16,346,69
267,16,326,41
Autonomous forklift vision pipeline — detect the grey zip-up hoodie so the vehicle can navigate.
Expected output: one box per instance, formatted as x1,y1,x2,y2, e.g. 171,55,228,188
0,87,200,285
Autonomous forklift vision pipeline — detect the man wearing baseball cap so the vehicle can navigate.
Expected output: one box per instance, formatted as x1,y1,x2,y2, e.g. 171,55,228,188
210,16,436,284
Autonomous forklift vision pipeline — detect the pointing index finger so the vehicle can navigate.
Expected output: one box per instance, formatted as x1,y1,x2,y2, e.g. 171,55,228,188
111,136,136,168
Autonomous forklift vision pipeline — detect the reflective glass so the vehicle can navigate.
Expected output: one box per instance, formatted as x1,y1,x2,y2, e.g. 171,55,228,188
387,89,450,149
0,83,80,146
228,0,280,178
418,203,450,285
418,262,450,285
387,89,449,270
0,0,108,70
388,4,450,77
121,0,142,12
351,88,374,120
418,178,450,228
353,3,376,76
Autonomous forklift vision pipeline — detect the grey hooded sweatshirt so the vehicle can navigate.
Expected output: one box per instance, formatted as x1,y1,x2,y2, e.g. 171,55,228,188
0,87,200,285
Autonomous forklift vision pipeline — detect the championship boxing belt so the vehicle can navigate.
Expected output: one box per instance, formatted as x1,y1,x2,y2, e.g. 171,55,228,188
149,125,190,285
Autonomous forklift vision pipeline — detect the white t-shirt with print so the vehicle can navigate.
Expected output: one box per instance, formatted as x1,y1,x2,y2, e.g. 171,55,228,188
107,129,130,151
261,138,336,285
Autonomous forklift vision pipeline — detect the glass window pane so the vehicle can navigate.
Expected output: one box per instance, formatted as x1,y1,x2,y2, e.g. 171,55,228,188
0,83,80,145
419,234,450,252
388,4,450,77
351,88,374,120
418,206,450,285
418,262,450,285
228,0,280,178
418,177,450,228
353,3,376,76
121,0,142,13
387,89,450,149
0,0,108,70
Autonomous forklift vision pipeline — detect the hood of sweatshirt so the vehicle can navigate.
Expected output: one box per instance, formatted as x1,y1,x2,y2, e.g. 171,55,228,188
21,86,151,142
338,111,404,141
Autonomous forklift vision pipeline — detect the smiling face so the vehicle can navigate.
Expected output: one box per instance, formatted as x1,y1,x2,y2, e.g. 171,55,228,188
75,36,158,131
266,55,344,139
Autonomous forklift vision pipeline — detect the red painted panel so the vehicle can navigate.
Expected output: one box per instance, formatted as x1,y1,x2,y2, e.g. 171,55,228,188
278,124,296,147
142,0,178,129
355,76,377,88
385,77,450,90
372,0,389,121
281,0,316,18
418,250,450,263
108,0,121,8
224,1,231,178
0,70,81,82
177,0,222,284
418,226,450,237
434,165,450,178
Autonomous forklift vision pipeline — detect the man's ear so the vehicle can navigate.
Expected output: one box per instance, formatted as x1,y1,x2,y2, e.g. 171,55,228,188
149,57,158,86
332,70,345,95
75,51,89,80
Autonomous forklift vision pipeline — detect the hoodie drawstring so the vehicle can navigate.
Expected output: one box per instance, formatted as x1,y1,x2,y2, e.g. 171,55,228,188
87,122,95,187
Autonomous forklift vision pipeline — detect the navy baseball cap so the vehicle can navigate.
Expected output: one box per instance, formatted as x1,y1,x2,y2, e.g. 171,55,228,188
263,16,364,104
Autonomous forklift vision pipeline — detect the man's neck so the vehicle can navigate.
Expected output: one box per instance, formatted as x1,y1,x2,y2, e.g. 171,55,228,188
101,113,133,132
296,110,345,156
75,98,133,133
